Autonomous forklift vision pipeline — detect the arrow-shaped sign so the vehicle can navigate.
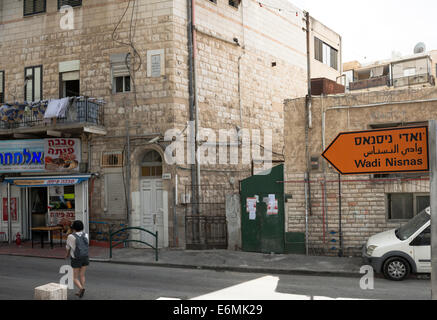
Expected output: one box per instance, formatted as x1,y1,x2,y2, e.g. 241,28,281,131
322,126,429,175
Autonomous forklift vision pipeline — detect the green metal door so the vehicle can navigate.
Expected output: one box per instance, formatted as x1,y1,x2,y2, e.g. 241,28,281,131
240,165,285,254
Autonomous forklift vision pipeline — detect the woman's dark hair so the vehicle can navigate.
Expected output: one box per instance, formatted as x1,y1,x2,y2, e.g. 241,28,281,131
71,220,84,232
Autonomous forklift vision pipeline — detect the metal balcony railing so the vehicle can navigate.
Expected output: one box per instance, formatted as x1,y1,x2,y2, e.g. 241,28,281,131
0,97,104,130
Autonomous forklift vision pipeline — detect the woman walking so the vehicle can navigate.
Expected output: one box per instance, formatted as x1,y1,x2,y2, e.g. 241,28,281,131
64,220,89,298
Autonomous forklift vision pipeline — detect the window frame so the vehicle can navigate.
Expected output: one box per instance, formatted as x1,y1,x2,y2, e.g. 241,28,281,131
314,37,338,70
113,75,131,94
386,192,430,222
57,0,82,10
24,65,43,103
228,0,241,8
23,0,47,16
0,70,4,104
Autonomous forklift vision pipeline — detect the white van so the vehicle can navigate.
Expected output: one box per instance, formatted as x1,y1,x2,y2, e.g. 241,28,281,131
362,207,431,281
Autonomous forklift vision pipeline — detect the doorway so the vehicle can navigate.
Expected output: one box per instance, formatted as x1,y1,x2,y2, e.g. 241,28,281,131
140,150,165,248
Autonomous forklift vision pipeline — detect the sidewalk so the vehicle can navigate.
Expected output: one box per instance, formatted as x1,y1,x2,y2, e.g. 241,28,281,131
0,242,363,278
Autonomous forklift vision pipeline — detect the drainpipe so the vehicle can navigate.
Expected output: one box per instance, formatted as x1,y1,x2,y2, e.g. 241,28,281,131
7,182,11,244
304,11,312,217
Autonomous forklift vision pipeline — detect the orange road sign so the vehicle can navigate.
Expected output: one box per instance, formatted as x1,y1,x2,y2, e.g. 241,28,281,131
322,126,429,175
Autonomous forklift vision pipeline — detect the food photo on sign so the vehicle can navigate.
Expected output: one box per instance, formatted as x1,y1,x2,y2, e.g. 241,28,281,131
44,138,81,172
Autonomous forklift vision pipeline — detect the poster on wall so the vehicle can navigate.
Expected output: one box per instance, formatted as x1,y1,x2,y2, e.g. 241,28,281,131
44,138,81,172
267,194,278,215
2,198,17,221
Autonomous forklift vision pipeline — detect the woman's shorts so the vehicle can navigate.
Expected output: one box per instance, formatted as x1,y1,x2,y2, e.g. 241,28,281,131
71,256,90,269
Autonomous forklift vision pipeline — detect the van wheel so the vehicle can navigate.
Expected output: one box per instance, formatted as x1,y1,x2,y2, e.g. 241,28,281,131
383,257,410,281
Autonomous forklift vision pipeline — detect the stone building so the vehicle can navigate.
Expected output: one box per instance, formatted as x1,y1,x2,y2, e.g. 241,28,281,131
0,0,341,248
283,87,437,256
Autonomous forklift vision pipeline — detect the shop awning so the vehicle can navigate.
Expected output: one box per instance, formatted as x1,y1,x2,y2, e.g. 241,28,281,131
4,175,91,187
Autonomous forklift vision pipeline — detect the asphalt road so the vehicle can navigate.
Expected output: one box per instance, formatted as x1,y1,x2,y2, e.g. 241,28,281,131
0,255,431,300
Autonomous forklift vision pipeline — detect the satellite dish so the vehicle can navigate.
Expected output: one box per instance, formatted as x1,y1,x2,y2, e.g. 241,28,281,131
414,42,426,54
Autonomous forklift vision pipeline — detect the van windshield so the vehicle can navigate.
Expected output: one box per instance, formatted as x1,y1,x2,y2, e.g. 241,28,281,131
396,209,430,241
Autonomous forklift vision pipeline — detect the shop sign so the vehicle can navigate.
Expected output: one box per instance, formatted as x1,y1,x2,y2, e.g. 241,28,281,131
0,140,45,173
0,139,81,173
12,178,86,187
45,138,81,172
2,198,17,221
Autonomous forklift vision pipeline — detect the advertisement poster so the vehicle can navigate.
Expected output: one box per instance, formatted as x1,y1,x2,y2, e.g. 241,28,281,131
246,198,257,220
2,198,17,221
267,194,278,215
44,138,81,172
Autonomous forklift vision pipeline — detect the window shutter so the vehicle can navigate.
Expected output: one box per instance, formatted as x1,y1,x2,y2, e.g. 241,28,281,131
111,54,130,78
24,0,46,15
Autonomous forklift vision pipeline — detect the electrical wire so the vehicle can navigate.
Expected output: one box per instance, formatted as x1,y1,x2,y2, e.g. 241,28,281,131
257,1,299,16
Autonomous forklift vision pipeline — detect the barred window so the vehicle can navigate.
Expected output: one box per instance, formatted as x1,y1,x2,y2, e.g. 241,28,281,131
58,0,82,9
102,151,124,168
24,0,46,16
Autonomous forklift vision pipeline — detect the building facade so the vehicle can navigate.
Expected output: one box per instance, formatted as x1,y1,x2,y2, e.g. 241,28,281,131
0,0,341,248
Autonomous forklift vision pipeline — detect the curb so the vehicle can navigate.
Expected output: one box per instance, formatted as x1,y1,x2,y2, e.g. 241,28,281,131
101,259,362,279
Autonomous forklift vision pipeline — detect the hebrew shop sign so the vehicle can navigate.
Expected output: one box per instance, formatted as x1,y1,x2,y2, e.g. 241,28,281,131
0,139,81,173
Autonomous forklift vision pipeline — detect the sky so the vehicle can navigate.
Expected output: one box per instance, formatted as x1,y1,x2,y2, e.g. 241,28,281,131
288,0,437,64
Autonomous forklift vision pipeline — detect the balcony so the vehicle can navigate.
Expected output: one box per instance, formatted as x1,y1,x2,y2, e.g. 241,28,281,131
0,97,106,137
349,75,390,91
392,73,435,88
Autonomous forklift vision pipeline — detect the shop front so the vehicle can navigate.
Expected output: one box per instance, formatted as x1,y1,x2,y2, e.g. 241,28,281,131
0,139,90,244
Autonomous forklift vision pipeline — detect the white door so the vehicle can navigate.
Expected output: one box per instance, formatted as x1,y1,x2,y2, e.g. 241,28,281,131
410,226,431,273
140,179,164,248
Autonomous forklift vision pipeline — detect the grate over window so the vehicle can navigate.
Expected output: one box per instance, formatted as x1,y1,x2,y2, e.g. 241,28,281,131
102,151,124,168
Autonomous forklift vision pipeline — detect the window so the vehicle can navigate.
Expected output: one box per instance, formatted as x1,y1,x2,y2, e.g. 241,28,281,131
115,76,131,93
403,67,416,77
59,60,80,98
24,66,43,102
111,53,131,93
102,151,124,168
410,226,431,246
387,193,430,221
24,0,46,16
314,37,338,70
0,71,4,103
141,150,162,178
58,0,82,9
229,0,241,8
208,0,217,3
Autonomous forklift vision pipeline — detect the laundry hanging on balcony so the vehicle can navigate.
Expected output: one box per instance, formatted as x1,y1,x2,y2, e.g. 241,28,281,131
44,97,72,119
0,101,48,125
